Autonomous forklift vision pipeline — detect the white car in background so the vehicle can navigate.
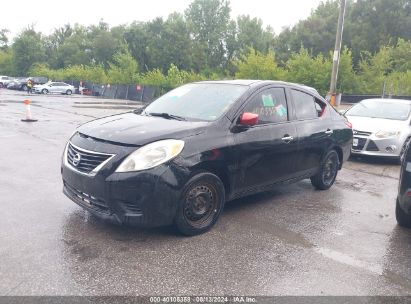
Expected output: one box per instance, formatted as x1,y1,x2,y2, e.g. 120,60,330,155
34,82,75,95
345,98,411,162
0,76,14,88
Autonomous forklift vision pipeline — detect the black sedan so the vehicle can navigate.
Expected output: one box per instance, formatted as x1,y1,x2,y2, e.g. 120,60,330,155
61,80,353,235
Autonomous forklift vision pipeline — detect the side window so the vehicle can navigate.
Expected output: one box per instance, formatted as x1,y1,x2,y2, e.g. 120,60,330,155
314,98,326,117
291,89,320,120
243,88,288,125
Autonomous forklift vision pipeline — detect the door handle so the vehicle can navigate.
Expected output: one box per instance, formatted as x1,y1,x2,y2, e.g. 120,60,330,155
281,135,294,143
325,129,333,135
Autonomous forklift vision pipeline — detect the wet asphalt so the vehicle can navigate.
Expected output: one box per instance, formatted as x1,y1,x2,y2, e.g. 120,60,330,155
0,89,410,296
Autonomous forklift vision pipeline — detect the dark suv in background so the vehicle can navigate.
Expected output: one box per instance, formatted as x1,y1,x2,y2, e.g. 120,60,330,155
61,80,353,235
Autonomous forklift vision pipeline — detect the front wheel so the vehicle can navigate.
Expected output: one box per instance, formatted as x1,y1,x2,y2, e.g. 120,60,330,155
42,89,49,94
174,172,225,236
311,150,339,190
66,89,72,95
396,198,411,228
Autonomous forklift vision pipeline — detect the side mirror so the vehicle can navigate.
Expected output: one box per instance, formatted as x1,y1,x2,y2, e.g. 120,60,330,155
239,112,259,126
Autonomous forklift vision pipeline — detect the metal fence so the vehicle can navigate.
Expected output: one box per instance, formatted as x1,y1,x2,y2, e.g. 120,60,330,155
61,81,158,103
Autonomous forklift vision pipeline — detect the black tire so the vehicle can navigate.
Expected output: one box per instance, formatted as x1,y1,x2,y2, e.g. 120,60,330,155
310,150,340,190
0,83,3,88
396,198,411,228
66,89,72,95
398,137,411,165
174,172,225,236
42,89,49,94
21,84,27,91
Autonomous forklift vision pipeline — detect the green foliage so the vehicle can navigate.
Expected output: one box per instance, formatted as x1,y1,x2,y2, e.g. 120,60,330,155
285,48,331,95
385,71,411,96
0,49,15,75
335,48,357,93
107,49,139,84
185,0,231,70
5,0,411,97
234,49,285,80
13,28,46,75
29,63,107,83
356,47,392,94
0,29,9,50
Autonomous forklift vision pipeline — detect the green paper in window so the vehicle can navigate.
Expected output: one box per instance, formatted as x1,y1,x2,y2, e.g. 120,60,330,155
262,94,275,107
276,104,287,116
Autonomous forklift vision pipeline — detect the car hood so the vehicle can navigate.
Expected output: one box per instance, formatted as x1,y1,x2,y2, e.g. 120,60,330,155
346,115,408,133
77,112,209,146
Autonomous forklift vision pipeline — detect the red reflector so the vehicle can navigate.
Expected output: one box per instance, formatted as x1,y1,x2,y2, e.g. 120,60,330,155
407,191,411,197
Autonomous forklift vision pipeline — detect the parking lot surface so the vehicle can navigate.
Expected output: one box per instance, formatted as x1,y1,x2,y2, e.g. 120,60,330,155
0,89,410,296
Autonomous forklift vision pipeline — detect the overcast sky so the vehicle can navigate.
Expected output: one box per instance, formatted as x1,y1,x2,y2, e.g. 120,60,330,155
1,0,324,39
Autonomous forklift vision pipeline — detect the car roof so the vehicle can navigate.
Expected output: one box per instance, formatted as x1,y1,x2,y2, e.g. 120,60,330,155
193,79,320,95
360,98,411,105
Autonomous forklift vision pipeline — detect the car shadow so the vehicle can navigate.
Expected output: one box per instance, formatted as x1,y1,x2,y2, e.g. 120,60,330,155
349,154,399,165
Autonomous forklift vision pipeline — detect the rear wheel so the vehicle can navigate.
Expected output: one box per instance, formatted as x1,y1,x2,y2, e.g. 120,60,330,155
396,198,411,228
66,89,72,95
311,150,339,190
42,89,49,94
21,84,27,91
174,172,225,236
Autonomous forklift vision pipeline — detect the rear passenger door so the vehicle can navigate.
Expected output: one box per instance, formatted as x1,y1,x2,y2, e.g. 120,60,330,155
289,89,334,175
233,87,300,192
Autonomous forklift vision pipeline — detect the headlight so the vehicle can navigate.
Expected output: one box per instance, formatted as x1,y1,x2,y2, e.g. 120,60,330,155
375,130,400,138
115,139,185,172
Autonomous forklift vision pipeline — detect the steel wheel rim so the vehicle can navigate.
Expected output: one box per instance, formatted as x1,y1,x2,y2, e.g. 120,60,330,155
323,154,338,185
183,183,218,229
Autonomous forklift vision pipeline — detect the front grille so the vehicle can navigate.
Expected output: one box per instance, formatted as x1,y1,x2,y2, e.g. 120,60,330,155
366,140,380,151
67,142,113,174
64,182,109,214
353,129,372,137
353,137,367,150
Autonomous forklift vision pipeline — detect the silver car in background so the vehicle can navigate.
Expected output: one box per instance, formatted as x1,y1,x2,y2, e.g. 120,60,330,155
345,98,411,161
33,82,75,95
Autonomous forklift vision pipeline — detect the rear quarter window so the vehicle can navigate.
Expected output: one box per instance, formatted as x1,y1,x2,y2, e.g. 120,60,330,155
291,89,325,120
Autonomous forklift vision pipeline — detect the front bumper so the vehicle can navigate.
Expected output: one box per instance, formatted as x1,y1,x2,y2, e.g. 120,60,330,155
351,135,402,158
62,154,188,227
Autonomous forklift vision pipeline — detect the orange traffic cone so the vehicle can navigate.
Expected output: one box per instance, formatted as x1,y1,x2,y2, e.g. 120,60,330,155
21,99,38,122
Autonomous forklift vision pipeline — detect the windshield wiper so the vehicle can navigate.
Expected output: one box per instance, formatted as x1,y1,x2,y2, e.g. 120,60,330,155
146,112,186,121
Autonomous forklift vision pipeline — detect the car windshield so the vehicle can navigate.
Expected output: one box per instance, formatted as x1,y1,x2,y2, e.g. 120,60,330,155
142,83,248,121
346,99,411,121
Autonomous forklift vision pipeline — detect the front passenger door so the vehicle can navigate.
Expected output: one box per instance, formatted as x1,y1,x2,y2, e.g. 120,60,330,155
233,87,300,193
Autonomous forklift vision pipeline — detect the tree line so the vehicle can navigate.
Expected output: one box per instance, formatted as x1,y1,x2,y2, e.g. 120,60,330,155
1,0,411,95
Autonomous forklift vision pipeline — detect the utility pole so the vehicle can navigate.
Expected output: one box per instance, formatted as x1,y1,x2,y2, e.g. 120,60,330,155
329,0,346,106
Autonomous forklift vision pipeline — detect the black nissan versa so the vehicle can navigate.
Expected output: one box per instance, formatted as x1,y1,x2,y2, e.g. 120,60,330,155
61,80,353,235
